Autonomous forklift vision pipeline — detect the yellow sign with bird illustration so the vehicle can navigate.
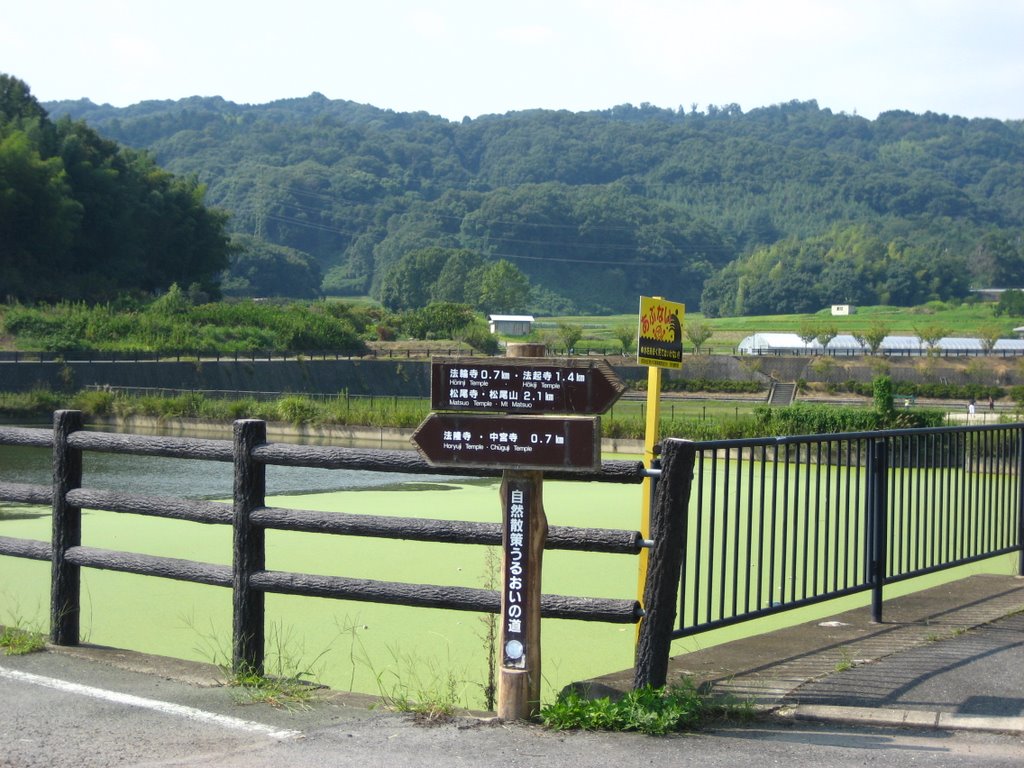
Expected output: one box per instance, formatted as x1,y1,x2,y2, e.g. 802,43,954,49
637,296,685,369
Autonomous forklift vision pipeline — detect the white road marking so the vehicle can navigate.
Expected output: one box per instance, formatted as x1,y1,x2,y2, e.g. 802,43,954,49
0,665,302,740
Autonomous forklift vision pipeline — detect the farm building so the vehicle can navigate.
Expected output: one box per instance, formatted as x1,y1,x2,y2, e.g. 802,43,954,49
488,314,535,336
737,332,1024,356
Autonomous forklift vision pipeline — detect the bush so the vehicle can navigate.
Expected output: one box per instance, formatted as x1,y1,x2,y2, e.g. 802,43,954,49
873,375,894,413
276,396,322,426
541,681,750,735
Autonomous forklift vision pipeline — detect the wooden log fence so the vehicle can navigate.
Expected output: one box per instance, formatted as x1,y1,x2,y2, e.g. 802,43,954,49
0,411,657,686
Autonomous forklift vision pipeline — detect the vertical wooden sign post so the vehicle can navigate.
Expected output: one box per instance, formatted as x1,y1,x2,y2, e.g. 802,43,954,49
498,342,547,720
411,341,622,720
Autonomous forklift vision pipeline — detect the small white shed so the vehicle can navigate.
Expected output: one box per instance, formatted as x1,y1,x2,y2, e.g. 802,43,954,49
488,314,535,336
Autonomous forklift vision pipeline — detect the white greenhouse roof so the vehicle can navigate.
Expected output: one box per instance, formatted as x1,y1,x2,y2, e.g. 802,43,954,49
737,332,1024,355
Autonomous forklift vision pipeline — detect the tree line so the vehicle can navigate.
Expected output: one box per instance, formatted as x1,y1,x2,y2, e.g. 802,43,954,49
8,75,1024,316
0,76,231,303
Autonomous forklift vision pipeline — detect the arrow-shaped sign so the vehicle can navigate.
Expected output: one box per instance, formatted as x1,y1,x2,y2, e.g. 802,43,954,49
431,357,625,415
411,413,600,472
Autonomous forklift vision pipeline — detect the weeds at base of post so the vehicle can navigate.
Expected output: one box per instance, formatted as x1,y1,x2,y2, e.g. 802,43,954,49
225,660,324,711
371,644,478,724
183,614,330,711
539,678,756,735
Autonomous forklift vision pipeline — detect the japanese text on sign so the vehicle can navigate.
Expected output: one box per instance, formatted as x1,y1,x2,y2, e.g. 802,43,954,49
503,483,529,668
444,366,583,410
431,358,624,416
638,296,685,369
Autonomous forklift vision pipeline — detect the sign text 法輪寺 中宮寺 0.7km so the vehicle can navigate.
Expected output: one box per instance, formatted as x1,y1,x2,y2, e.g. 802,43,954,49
410,413,600,471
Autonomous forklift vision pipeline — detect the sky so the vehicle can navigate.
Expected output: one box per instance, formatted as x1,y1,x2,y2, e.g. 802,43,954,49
3,0,1023,121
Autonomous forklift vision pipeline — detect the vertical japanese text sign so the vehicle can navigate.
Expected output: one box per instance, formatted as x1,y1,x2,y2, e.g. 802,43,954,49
502,478,530,669
637,296,685,369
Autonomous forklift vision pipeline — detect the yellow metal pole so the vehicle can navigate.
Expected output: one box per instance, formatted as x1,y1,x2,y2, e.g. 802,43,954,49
636,363,662,611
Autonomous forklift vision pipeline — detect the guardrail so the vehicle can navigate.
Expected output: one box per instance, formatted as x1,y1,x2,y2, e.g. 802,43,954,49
634,424,1024,687
8,414,1022,695
0,411,647,679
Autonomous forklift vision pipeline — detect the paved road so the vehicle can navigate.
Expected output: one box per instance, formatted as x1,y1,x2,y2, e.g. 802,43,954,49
4,575,1024,767
2,644,1023,768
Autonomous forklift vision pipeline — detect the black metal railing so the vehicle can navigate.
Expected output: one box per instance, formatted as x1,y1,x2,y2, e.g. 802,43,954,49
661,425,1024,641
632,424,1024,688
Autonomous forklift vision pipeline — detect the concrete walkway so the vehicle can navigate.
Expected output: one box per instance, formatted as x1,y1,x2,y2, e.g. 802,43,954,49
590,573,1024,734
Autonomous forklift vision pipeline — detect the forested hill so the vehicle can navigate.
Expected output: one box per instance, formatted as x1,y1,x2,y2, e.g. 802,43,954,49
45,95,1024,315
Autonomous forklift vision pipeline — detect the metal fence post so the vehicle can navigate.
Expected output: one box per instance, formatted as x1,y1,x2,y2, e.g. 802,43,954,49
634,439,695,689
232,419,266,675
51,409,83,645
1018,428,1024,577
868,437,889,623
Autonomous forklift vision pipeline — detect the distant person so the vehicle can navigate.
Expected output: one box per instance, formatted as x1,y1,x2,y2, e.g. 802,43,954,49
968,399,976,418
988,395,995,411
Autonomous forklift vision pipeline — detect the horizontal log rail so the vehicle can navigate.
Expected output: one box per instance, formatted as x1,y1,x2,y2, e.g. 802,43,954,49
0,535,50,561
0,481,52,506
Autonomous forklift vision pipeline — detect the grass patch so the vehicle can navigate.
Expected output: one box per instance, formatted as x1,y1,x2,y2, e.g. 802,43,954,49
834,648,856,672
0,624,46,656
186,617,329,710
372,645,477,723
225,661,323,710
540,680,755,735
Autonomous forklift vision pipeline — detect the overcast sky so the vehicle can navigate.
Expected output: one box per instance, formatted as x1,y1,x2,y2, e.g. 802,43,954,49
3,0,1022,121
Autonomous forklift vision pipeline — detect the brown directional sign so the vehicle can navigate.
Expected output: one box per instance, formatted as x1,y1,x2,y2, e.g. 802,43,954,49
431,357,625,415
411,413,600,472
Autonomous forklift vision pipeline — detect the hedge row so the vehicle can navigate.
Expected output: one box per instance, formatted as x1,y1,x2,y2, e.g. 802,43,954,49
630,378,765,394
839,380,1003,401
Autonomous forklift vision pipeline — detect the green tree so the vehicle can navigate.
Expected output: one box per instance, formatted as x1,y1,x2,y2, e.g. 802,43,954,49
556,322,585,352
377,247,450,311
977,323,1004,353
474,259,530,314
857,322,890,355
797,320,820,353
873,375,894,414
684,319,714,354
913,323,948,357
816,324,839,350
431,250,485,304
0,131,80,298
400,302,476,339
994,290,1024,317
221,235,321,298
612,323,637,354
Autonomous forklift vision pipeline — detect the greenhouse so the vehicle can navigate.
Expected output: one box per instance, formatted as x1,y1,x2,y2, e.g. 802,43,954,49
736,332,1024,356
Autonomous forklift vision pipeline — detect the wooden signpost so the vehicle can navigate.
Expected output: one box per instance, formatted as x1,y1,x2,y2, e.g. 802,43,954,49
430,357,625,415
412,344,623,719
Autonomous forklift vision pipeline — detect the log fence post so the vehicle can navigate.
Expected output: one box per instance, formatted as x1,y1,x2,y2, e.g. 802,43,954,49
51,409,84,645
633,438,695,689
232,419,266,674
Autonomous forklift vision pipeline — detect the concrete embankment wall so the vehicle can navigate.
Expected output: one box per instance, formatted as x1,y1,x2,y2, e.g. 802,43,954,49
0,359,434,397
4,354,1012,397
0,356,768,396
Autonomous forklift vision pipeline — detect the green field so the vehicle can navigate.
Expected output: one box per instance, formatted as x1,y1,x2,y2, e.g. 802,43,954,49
537,301,1020,355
